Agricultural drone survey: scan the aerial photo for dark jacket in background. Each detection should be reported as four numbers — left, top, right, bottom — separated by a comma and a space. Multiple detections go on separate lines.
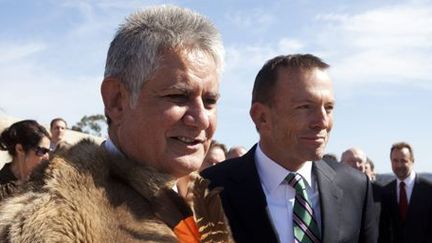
379, 175, 432, 243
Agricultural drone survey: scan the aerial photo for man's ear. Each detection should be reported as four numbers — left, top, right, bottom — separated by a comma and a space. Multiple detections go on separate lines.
15, 144, 24, 155
101, 77, 129, 126
250, 102, 271, 133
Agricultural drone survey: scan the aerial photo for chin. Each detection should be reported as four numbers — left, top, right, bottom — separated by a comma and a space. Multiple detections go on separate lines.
309, 151, 324, 161
175, 158, 201, 173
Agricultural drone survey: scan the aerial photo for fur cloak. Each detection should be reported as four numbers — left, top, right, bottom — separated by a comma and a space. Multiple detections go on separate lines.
0, 139, 231, 242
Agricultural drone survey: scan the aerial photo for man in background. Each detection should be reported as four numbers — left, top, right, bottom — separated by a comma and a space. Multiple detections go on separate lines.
379, 142, 432, 243
365, 158, 376, 182
200, 140, 227, 171
340, 147, 367, 173
49, 117, 67, 150
226, 146, 247, 159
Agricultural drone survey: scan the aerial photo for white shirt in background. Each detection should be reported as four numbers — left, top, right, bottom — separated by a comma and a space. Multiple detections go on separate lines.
396, 171, 416, 204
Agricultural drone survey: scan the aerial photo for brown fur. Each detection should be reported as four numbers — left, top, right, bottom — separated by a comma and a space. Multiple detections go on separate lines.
0, 139, 181, 242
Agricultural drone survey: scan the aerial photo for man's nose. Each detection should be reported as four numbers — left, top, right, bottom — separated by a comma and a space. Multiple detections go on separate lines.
183, 99, 210, 129
310, 106, 330, 130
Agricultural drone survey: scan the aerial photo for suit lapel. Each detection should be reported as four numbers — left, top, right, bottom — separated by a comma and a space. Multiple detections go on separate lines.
228, 145, 279, 242
314, 161, 343, 243
405, 175, 423, 225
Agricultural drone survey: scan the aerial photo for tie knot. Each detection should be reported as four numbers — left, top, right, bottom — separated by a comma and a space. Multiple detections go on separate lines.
285, 172, 306, 191
400, 181, 406, 188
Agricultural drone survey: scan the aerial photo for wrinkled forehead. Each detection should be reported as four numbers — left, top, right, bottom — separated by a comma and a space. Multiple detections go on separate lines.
159, 46, 221, 74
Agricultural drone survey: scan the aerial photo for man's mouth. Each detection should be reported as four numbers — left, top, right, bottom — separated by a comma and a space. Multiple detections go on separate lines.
175, 136, 205, 145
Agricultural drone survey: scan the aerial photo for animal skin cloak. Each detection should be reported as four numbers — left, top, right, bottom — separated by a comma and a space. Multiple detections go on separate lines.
0, 139, 231, 242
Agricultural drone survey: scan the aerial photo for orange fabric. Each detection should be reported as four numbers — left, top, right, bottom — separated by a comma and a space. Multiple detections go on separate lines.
174, 216, 200, 243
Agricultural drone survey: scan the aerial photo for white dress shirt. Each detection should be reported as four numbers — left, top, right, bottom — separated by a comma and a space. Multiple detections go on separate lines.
396, 171, 416, 204
255, 144, 322, 243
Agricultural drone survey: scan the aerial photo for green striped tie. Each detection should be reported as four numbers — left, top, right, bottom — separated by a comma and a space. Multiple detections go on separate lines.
286, 172, 321, 243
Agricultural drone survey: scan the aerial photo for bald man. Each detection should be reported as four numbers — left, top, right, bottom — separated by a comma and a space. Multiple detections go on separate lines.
341, 148, 367, 173
342, 148, 382, 230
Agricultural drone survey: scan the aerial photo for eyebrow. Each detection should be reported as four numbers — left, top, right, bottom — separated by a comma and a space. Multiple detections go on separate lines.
290, 98, 336, 104
164, 83, 220, 98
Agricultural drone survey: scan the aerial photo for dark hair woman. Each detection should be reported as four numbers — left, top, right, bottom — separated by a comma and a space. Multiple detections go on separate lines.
0, 120, 51, 199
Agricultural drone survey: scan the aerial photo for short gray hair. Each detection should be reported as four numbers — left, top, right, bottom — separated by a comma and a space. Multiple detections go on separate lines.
104, 5, 224, 106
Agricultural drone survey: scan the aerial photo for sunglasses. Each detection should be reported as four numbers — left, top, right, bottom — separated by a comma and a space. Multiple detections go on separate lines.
33, 146, 52, 157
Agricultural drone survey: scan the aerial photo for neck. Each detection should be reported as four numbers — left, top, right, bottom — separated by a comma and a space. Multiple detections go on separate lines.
399, 172, 413, 181
10, 158, 26, 181
259, 141, 305, 171
52, 137, 61, 145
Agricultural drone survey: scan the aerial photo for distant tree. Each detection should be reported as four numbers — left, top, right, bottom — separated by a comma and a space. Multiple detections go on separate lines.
71, 114, 107, 137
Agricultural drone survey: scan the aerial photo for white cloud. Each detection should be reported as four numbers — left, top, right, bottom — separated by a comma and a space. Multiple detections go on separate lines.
0, 42, 46, 63
0, 61, 103, 125
341, 6, 432, 49
224, 37, 304, 74
225, 8, 275, 33
0, 39, 102, 126
278, 38, 304, 53
316, 3, 432, 89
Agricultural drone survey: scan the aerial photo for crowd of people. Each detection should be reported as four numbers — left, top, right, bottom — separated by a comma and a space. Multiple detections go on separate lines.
0, 4, 430, 243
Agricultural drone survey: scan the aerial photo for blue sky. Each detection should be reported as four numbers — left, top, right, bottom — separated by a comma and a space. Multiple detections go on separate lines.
1, 0, 431, 173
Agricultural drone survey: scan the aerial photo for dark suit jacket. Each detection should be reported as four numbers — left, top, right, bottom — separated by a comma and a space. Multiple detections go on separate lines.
201, 145, 377, 243
379, 175, 432, 243
371, 182, 383, 228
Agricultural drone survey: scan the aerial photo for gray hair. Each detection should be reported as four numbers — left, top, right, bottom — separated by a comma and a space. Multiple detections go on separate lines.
104, 5, 224, 106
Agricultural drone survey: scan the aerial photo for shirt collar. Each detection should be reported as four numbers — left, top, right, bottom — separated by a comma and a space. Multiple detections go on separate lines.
397, 171, 416, 187
255, 143, 313, 194
102, 138, 124, 157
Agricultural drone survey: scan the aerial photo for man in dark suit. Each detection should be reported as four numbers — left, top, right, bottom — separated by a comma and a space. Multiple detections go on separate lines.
379, 142, 432, 243
202, 54, 377, 243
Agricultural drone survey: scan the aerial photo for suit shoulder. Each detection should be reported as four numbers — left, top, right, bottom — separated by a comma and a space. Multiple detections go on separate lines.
418, 175, 432, 185
320, 159, 368, 182
201, 157, 243, 181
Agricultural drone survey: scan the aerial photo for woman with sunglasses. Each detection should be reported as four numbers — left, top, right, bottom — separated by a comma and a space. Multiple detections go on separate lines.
0, 120, 51, 199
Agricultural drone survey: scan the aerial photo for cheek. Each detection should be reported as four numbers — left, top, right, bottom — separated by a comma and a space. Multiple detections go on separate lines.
285, 118, 303, 140
162, 107, 188, 126
207, 112, 217, 133
203, 140, 212, 154
26, 154, 42, 168
327, 116, 334, 131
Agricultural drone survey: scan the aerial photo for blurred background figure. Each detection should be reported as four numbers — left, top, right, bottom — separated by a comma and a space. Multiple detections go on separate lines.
49, 117, 67, 150
379, 142, 432, 243
226, 146, 247, 159
365, 157, 376, 182
200, 140, 227, 171
341, 147, 367, 173
0, 120, 51, 198
323, 153, 338, 163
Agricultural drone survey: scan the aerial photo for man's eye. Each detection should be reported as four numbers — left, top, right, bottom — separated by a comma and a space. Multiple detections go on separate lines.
165, 94, 189, 103
297, 104, 310, 110
325, 105, 334, 114
204, 97, 218, 108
